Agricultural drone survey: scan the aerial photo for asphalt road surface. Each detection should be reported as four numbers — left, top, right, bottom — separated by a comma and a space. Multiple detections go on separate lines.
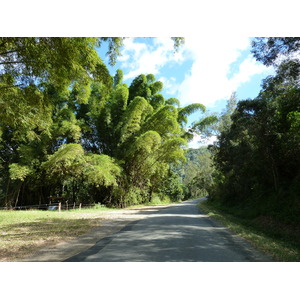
65, 198, 272, 262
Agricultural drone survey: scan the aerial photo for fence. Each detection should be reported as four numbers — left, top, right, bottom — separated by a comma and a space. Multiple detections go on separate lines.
0, 202, 97, 211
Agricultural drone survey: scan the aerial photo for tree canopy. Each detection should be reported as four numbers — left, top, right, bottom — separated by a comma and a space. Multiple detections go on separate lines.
208, 37, 300, 225
0, 37, 212, 208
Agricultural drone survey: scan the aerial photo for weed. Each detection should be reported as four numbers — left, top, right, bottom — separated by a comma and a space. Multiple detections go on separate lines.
199, 199, 300, 262
0, 206, 112, 261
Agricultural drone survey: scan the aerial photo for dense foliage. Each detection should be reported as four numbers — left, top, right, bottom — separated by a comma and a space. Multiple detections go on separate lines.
209, 37, 300, 225
173, 147, 214, 199
0, 37, 209, 208
3, 36, 297, 218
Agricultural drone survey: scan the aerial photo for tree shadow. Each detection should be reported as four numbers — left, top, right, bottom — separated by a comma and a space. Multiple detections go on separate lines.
66, 200, 272, 262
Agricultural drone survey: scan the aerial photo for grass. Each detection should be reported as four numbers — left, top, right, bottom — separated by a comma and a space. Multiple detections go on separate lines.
0, 199, 177, 262
126, 195, 181, 208
6, 197, 297, 262
141, 200, 177, 207
199, 199, 300, 262
0, 206, 115, 262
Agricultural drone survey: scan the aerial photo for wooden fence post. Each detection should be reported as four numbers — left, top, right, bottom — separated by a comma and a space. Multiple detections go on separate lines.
58, 202, 61, 212
79, 203, 82, 210
73, 202, 75, 210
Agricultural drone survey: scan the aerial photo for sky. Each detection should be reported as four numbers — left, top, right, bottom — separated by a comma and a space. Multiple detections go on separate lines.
98, 37, 275, 148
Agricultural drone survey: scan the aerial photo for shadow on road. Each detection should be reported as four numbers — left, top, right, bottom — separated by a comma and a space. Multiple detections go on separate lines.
65, 199, 272, 262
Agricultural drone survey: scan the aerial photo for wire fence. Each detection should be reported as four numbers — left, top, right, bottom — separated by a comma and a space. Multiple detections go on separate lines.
0, 202, 97, 211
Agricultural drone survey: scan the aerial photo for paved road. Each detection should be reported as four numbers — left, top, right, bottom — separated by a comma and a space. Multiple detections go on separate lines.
65, 198, 272, 262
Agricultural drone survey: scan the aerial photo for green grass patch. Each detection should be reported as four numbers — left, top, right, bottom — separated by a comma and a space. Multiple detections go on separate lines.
146, 195, 174, 206
126, 194, 181, 208
0, 206, 115, 262
199, 200, 300, 262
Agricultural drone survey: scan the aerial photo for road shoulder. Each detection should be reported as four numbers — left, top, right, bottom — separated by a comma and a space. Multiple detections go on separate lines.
19, 205, 171, 262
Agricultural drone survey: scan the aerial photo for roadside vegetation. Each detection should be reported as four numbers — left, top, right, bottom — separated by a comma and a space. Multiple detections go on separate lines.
0, 205, 115, 261
180, 38, 300, 261
199, 199, 300, 262
0, 37, 217, 210
0, 199, 180, 262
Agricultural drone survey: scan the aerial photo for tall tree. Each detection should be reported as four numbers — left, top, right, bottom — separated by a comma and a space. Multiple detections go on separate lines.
77, 71, 207, 206
251, 37, 300, 66
0, 37, 191, 208
209, 41, 300, 223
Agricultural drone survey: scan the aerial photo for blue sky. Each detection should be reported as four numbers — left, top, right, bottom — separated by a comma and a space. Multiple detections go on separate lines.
98, 37, 275, 148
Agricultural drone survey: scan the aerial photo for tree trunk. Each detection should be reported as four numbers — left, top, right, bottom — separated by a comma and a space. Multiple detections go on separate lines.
14, 182, 22, 208
5, 178, 11, 208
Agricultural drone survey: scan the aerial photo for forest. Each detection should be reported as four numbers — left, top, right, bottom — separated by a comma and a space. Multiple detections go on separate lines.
208, 38, 300, 227
0, 37, 211, 208
0, 37, 299, 226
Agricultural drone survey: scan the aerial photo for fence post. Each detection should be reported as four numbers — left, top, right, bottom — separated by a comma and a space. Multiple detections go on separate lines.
58, 202, 61, 212
79, 203, 82, 210
73, 202, 75, 210
66, 200, 68, 210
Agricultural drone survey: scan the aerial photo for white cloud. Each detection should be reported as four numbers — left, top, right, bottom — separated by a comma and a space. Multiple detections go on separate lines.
158, 76, 180, 96
230, 56, 268, 88
118, 37, 274, 108
120, 38, 185, 80
188, 133, 218, 149
177, 37, 273, 107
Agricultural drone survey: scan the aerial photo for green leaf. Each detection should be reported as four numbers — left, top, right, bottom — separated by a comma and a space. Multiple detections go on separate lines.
9, 163, 32, 181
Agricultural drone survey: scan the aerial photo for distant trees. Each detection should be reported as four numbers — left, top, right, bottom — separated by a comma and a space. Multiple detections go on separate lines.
177, 148, 214, 199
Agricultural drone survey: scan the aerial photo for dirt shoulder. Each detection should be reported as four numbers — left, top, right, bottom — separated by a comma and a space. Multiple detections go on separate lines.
19, 205, 170, 262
